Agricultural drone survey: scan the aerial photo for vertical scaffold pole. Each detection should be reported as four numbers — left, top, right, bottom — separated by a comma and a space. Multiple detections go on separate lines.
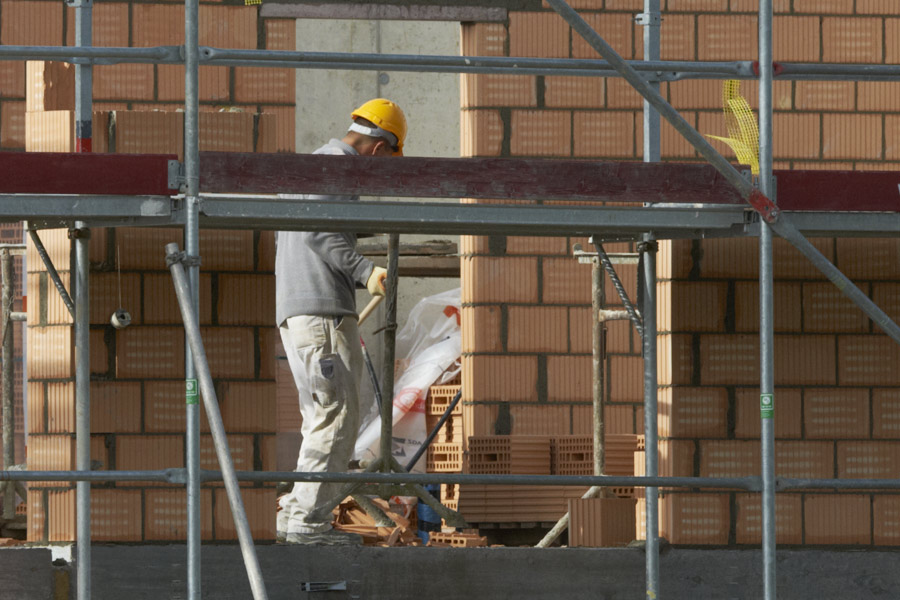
759, 1, 777, 598
640, 1, 661, 597
380, 234, 400, 473
591, 258, 605, 479
641, 240, 659, 600
74, 223, 90, 600
1, 248, 14, 520
184, 0, 202, 596
641, 0, 661, 164
73, 0, 92, 596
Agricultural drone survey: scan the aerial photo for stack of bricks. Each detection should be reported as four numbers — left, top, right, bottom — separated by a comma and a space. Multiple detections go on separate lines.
429, 428, 637, 526
425, 384, 464, 474
547, 433, 639, 478
14, 0, 297, 543
460, 4, 900, 547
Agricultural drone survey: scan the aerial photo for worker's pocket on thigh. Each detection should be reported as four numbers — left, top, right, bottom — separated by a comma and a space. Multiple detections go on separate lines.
310, 354, 349, 409
287, 316, 331, 354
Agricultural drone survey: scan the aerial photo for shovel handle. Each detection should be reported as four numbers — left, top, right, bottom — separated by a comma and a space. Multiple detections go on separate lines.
358, 294, 384, 326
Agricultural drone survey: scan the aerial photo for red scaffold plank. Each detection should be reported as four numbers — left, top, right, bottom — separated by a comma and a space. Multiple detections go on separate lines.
198, 152, 899, 212
199, 152, 746, 205
0, 152, 178, 196
775, 169, 900, 212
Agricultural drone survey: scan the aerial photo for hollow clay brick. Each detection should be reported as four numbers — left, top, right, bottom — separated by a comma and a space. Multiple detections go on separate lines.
574, 111, 635, 158
873, 389, 900, 439
217, 274, 275, 326
835, 239, 900, 280
822, 17, 882, 64
697, 15, 757, 61
838, 335, 900, 386
508, 12, 570, 59
735, 493, 802, 545
838, 441, 900, 479
658, 386, 728, 439
804, 388, 869, 439
572, 13, 634, 60
214, 488, 276, 541
547, 355, 592, 402
734, 281, 802, 333
461, 305, 503, 354
804, 494, 871, 545
146, 488, 214, 541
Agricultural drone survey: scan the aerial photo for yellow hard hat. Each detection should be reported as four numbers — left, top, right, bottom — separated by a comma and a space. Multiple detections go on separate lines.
350, 98, 407, 156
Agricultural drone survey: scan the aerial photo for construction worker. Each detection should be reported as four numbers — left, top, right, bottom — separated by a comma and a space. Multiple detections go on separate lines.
274, 98, 407, 545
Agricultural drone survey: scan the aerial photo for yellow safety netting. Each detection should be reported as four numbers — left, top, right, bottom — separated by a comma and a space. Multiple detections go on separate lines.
706, 80, 760, 175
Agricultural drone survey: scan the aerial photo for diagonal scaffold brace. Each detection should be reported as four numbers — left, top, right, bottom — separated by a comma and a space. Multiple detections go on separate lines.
166, 243, 269, 600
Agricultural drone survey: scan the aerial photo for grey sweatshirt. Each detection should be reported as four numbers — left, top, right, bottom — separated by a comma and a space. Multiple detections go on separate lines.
274, 139, 375, 325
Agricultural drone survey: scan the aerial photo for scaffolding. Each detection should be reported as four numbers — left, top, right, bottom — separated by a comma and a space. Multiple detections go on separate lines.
1, 0, 900, 599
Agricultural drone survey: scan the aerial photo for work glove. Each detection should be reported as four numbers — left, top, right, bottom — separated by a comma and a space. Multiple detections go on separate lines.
366, 266, 387, 296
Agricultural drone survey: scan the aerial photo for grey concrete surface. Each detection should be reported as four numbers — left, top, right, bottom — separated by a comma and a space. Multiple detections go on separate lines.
8, 544, 900, 599
0, 547, 54, 599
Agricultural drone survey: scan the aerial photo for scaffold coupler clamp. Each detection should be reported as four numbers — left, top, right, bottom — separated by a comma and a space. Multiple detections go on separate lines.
637, 240, 658, 254
743, 170, 780, 224
748, 189, 779, 224
165, 250, 202, 269
67, 227, 90, 240
168, 160, 186, 192
634, 12, 662, 26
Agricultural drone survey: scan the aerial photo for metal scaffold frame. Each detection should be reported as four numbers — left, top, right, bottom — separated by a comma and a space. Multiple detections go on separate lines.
1, 1, 899, 599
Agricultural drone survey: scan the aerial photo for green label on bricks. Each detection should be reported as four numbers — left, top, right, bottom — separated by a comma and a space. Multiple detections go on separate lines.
186, 379, 199, 405
760, 393, 774, 419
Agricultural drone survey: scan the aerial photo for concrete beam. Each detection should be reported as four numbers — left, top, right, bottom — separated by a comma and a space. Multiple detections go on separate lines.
261, 3, 508, 21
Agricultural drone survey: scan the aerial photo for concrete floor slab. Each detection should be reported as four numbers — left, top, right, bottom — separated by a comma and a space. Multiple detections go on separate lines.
5, 544, 900, 599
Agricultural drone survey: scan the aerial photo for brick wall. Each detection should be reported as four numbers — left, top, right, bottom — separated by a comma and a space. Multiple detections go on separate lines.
0, 0, 295, 152
461, 4, 900, 545
2, 0, 297, 542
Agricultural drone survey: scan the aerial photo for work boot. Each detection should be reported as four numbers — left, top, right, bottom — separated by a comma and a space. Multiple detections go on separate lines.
284, 529, 362, 546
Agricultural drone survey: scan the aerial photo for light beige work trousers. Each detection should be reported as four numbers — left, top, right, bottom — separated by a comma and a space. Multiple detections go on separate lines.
277, 314, 362, 534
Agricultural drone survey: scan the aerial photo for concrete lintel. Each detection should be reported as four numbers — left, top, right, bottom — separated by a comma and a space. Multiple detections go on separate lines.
260, 3, 507, 21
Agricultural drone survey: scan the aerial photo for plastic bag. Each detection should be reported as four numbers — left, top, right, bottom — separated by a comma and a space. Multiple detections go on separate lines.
354, 288, 461, 472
